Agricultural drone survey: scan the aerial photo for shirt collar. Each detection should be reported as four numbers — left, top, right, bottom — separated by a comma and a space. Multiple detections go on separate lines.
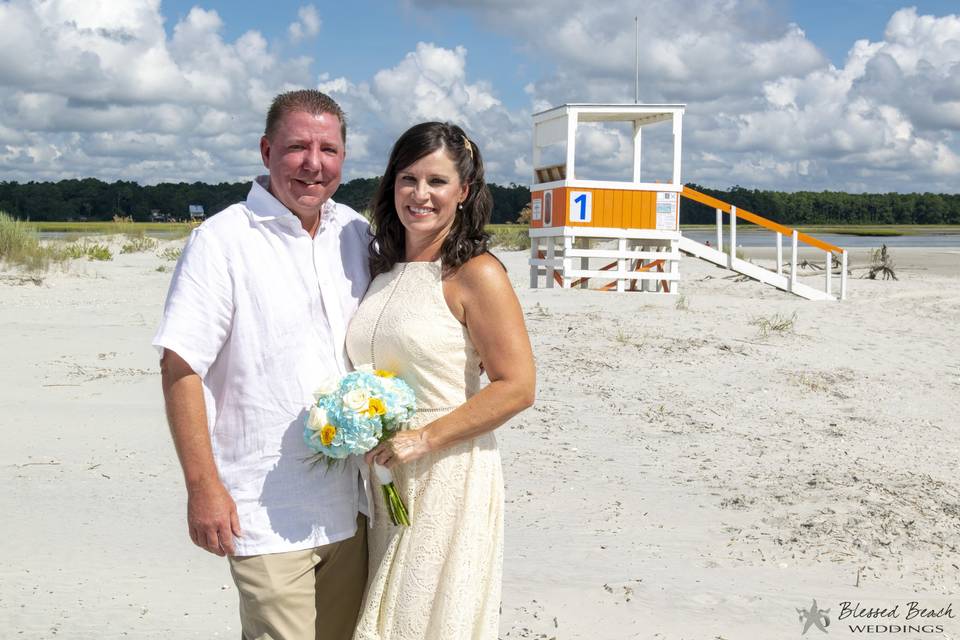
246, 175, 340, 232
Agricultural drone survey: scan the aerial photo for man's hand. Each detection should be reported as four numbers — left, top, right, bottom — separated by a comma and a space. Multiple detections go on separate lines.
161, 348, 242, 556
187, 480, 242, 556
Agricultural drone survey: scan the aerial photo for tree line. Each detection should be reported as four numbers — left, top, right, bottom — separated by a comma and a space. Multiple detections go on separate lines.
0, 177, 532, 225
1, 178, 958, 225
682, 184, 960, 225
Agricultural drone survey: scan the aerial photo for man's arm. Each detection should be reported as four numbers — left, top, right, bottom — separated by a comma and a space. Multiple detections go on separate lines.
160, 349, 241, 556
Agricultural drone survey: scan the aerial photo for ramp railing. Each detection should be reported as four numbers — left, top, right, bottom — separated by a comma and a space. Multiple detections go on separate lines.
680, 186, 848, 300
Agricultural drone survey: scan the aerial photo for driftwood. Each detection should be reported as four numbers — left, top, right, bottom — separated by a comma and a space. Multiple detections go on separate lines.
865, 244, 898, 281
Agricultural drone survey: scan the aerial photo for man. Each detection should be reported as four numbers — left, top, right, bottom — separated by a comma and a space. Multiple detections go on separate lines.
154, 90, 371, 640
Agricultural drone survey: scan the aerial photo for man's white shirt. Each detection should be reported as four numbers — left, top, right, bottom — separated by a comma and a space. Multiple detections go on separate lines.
153, 176, 371, 555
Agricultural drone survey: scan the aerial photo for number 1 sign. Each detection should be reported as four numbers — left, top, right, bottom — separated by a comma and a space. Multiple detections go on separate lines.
569, 191, 592, 223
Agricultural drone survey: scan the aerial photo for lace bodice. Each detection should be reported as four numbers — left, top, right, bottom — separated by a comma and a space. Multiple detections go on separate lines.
346, 260, 481, 410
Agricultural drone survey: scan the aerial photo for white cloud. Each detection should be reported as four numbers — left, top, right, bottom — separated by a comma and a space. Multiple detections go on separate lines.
0, 0, 313, 183
411, 0, 960, 192
319, 42, 527, 181
706, 7, 960, 190
0, 1, 528, 187
288, 4, 321, 43
1, 0, 958, 195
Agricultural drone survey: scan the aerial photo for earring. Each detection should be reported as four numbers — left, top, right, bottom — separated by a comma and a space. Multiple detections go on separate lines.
458, 202, 463, 210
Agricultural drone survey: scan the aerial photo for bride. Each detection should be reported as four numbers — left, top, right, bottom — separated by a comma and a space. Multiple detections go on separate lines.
346, 121, 535, 640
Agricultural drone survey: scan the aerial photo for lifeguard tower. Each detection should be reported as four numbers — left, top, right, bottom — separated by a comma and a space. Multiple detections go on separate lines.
528, 103, 848, 301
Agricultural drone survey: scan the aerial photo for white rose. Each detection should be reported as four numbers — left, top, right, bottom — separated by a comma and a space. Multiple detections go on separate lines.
307, 406, 329, 431
355, 363, 375, 374
342, 388, 370, 412
312, 377, 339, 401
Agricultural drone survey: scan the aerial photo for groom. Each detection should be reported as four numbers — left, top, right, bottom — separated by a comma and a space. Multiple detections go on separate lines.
154, 90, 371, 640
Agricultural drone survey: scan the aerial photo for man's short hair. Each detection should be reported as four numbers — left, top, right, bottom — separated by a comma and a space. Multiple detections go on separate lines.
264, 90, 347, 143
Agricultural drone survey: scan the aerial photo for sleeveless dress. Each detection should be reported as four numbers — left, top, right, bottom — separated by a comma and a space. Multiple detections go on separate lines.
346, 260, 504, 640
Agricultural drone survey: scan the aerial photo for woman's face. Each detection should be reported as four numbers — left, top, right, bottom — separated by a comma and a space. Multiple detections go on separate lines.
393, 147, 469, 246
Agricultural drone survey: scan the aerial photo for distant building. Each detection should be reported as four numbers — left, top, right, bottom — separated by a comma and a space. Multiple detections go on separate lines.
188, 204, 205, 220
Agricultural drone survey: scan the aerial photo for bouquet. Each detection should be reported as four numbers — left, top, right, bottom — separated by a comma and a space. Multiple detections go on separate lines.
303, 366, 415, 526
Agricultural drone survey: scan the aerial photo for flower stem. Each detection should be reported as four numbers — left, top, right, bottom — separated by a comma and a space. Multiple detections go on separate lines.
381, 483, 410, 526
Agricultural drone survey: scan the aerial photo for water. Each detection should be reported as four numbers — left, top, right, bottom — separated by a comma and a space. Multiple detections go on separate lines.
37, 229, 960, 248
682, 230, 960, 248
39, 230, 185, 241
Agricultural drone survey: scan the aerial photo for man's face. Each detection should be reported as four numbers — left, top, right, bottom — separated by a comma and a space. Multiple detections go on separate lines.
260, 110, 345, 220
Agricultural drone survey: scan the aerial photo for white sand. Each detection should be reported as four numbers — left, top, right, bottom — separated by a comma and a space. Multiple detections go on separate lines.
2, 239, 958, 638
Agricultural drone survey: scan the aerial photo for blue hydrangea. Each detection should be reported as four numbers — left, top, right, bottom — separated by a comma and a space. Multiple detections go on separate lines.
303, 370, 417, 460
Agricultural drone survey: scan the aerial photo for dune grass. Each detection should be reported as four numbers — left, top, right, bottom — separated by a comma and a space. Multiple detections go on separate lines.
0, 212, 53, 271
487, 225, 531, 250
1, 212, 121, 271
121, 235, 159, 254
158, 246, 182, 262
750, 311, 797, 338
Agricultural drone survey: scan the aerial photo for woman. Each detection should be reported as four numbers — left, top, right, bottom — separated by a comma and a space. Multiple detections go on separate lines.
346, 122, 535, 640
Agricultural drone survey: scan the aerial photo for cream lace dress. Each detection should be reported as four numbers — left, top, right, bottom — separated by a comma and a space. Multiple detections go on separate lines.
346, 260, 503, 640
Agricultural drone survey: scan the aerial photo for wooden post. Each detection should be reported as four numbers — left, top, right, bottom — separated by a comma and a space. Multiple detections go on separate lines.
790, 230, 799, 292
841, 250, 848, 300
825, 251, 832, 297
562, 236, 573, 289
546, 236, 555, 289
715, 208, 722, 251
672, 112, 683, 186
632, 123, 642, 183
729, 205, 737, 268
529, 234, 539, 288
670, 238, 680, 295
776, 233, 783, 276
580, 237, 590, 289
565, 110, 577, 181
617, 237, 627, 292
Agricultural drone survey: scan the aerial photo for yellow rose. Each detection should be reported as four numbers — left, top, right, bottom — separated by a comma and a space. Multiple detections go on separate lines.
363, 397, 387, 418
374, 369, 396, 378
320, 425, 337, 446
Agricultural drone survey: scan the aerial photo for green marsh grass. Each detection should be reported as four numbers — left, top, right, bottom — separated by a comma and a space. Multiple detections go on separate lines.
34, 220, 198, 238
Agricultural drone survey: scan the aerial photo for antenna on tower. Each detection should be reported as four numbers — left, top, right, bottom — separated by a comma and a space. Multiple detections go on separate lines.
634, 16, 639, 103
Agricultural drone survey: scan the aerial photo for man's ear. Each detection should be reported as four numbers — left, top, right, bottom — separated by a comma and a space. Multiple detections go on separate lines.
259, 135, 271, 169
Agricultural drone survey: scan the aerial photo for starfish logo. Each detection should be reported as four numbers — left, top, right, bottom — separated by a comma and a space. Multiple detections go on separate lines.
797, 599, 831, 634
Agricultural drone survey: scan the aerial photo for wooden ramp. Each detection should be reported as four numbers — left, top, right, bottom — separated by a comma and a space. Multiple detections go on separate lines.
678, 187, 848, 301
677, 235, 835, 300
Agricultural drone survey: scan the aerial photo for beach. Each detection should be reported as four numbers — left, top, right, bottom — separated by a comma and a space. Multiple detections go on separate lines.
2, 240, 958, 638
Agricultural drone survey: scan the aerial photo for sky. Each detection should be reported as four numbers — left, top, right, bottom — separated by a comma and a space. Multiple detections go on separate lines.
1, 0, 958, 193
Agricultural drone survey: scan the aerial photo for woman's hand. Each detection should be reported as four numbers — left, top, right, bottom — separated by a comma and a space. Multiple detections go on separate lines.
366, 428, 431, 469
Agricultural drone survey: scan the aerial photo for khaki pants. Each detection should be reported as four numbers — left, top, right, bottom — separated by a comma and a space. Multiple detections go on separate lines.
228, 515, 368, 640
